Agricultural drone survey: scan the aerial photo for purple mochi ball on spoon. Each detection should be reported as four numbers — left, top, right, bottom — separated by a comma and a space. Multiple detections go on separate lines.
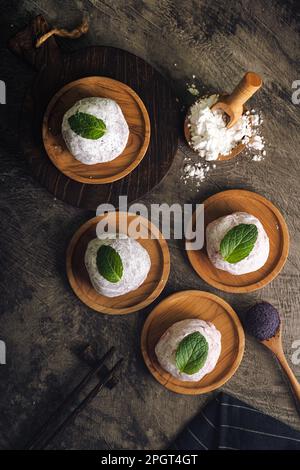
244, 301, 281, 341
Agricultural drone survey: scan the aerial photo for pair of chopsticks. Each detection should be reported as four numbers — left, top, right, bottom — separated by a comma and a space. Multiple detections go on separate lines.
26, 347, 122, 450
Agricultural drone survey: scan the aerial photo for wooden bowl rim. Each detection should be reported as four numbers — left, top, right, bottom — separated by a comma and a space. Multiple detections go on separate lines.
141, 289, 245, 395
66, 211, 170, 314
43, 76, 151, 184
186, 189, 290, 293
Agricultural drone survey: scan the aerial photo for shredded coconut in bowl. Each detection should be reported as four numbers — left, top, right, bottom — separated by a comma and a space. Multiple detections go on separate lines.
62, 97, 129, 165
187, 94, 265, 162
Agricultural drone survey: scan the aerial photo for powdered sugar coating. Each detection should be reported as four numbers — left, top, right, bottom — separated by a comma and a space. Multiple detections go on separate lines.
206, 212, 269, 275
155, 319, 221, 382
62, 97, 129, 164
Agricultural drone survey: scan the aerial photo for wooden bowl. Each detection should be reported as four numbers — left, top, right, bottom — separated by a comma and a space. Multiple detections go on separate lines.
66, 212, 170, 314
186, 190, 289, 293
43, 76, 151, 184
141, 290, 245, 395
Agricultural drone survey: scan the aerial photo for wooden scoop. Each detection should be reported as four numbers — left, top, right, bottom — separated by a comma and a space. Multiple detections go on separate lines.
262, 328, 300, 406
211, 72, 262, 128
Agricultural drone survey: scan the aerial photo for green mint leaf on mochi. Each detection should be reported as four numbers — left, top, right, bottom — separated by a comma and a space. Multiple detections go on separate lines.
175, 332, 209, 375
96, 245, 123, 283
68, 111, 106, 140
220, 223, 258, 264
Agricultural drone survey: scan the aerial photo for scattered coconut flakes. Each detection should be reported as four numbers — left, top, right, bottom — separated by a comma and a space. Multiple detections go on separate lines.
252, 154, 263, 162
181, 158, 211, 187
247, 109, 266, 161
186, 78, 200, 97
187, 86, 200, 96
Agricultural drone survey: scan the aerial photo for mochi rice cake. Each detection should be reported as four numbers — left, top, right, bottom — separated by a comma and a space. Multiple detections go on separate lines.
85, 234, 151, 297
155, 319, 221, 382
206, 211, 269, 275
62, 97, 129, 164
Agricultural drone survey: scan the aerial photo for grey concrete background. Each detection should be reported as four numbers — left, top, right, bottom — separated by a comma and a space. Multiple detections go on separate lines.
0, 0, 300, 450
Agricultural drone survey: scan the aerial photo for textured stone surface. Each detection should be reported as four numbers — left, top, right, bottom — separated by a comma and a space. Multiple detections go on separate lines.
0, 0, 300, 450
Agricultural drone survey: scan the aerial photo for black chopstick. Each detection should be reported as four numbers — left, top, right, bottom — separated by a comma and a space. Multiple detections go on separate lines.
26, 347, 116, 450
39, 358, 123, 450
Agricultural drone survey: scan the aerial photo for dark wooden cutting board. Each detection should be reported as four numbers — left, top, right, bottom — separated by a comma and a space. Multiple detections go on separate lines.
9, 16, 179, 210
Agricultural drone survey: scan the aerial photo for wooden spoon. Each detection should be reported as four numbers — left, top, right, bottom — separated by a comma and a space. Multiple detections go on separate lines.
262, 328, 300, 405
211, 72, 262, 128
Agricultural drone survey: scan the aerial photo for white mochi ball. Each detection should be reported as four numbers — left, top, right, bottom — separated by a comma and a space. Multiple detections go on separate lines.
85, 235, 151, 297
62, 97, 129, 164
155, 319, 221, 382
206, 212, 269, 275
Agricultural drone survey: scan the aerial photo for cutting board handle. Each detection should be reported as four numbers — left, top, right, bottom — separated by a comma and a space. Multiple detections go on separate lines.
8, 15, 62, 70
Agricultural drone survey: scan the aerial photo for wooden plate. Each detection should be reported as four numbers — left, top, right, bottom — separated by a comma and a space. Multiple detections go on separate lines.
141, 290, 245, 395
43, 76, 151, 184
186, 190, 289, 293
66, 212, 170, 314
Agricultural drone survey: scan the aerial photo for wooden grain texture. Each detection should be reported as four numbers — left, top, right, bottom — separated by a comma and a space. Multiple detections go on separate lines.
66, 212, 170, 314
141, 290, 245, 395
9, 15, 179, 210
43, 76, 151, 185
187, 190, 290, 292
1, 0, 300, 451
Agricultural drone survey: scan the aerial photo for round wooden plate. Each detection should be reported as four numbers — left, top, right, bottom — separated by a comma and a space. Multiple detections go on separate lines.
141, 290, 245, 395
66, 212, 170, 314
43, 76, 151, 184
186, 190, 289, 293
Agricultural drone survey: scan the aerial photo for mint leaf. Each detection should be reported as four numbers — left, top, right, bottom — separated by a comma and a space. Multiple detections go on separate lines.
68, 111, 106, 140
96, 245, 123, 283
220, 223, 258, 264
175, 332, 209, 375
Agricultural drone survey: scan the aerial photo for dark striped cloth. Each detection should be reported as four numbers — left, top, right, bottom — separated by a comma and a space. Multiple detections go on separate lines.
172, 392, 300, 450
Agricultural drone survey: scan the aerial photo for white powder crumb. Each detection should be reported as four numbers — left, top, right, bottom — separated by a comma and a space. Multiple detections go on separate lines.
186, 77, 200, 97
182, 158, 210, 186
187, 86, 200, 96
250, 135, 264, 151
249, 113, 260, 127
252, 154, 263, 162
